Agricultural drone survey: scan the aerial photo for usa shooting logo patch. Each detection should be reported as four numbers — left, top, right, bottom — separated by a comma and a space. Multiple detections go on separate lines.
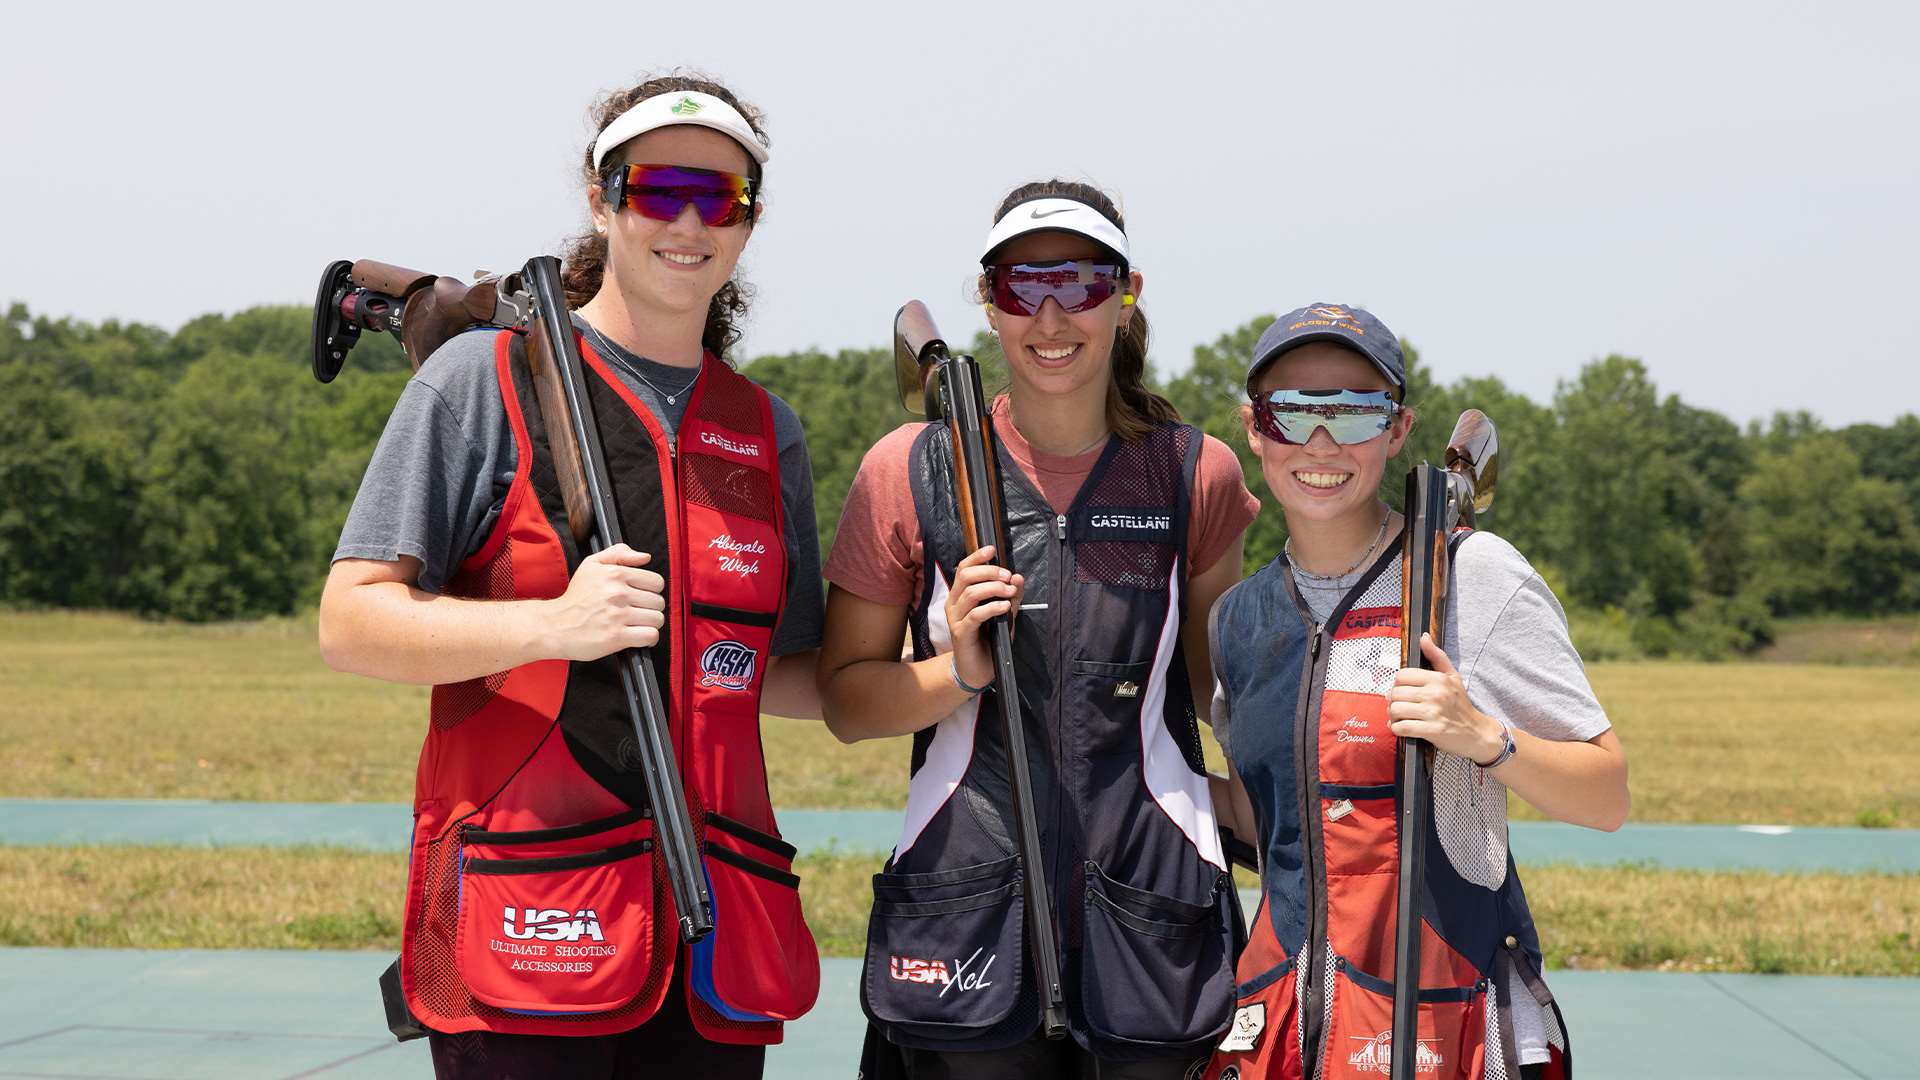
699, 640, 755, 691
501, 907, 604, 942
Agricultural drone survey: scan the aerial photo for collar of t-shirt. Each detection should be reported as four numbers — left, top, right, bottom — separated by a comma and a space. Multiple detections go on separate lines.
573, 315, 700, 441
988, 394, 1109, 514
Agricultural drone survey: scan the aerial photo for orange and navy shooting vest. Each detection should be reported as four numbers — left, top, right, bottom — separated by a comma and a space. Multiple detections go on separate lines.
1205, 543, 1571, 1079
396, 329, 819, 1042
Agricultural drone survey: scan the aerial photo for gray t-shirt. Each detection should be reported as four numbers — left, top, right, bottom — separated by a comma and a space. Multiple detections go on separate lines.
1209, 529, 1606, 1065
332, 320, 824, 656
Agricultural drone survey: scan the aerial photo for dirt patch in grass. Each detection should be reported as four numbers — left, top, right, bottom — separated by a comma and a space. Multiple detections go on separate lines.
1756, 615, 1920, 667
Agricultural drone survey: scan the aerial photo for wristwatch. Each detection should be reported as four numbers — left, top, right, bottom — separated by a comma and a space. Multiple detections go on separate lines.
1476, 722, 1517, 770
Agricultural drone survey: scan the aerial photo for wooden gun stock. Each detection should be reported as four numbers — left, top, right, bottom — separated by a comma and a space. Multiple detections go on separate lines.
349, 260, 438, 299
522, 315, 594, 544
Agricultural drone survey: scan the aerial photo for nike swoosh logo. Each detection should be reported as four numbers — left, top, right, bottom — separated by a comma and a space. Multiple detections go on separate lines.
1030, 207, 1074, 218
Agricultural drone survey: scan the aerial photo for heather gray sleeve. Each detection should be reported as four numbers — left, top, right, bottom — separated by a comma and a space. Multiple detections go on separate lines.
768, 392, 824, 656
1446, 532, 1611, 743
331, 330, 516, 594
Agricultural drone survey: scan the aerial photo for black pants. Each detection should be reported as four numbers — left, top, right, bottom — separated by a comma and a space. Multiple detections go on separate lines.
900, 1034, 1205, 1080
427, 981, 764, 1080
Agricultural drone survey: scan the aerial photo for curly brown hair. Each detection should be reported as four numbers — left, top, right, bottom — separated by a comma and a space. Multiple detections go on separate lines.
559, 71, 770, 359
980, 180, 1181, 440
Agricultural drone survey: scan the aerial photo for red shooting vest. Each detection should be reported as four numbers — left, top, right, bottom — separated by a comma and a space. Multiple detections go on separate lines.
396, 329, 819, 1042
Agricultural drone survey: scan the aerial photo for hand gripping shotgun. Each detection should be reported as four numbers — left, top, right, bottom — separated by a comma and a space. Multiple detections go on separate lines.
1392, 409, 1499, 1080
311, 257, 714, 945
892, 300, 1069, 1040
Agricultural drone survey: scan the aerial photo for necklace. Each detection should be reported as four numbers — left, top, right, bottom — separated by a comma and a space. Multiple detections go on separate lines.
1045, 430, 1110, 457
1287, 509, 1391, 581
582, 322, 700, 405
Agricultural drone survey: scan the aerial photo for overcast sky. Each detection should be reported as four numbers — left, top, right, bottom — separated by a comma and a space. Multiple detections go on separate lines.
5, 1, 1915, 427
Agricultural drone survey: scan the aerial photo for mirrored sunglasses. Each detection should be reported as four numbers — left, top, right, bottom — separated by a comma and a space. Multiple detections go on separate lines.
984, 259, 1127, 316
1249, 388, 1400, 445
610, 163, 757, 227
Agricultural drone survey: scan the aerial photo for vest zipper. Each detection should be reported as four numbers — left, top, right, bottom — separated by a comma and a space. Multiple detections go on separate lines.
1047, 511, 1070, 929
668, 432, 688, 766
1298, 620, 1329, 1072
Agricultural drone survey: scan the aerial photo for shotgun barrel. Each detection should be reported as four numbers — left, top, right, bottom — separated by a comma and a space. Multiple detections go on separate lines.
894, 301, 1069, 1039
1391, 409, 1499, 1080
523, 255, 714, 944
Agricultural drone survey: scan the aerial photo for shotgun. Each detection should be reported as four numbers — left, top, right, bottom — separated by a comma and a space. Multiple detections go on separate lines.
1391, 409, 1498, 1080
892, 300, 1069, 1040
310, 256, 713, 944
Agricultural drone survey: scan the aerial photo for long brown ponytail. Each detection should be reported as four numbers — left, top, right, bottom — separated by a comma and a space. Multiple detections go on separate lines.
559, 71, 769, 360
981, 179, 1181, 440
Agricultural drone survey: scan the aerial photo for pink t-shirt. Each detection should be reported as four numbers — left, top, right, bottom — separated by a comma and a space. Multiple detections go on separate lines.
825, 396, 1261, 606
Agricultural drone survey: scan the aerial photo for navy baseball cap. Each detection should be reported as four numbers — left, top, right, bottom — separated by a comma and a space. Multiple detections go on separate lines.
1246, 303, 1406, 398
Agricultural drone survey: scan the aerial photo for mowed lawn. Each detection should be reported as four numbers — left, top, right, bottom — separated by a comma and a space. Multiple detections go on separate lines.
0, 610, 903, 809
3, 611, 1913, 826
3, 610, 1918, 973
3, 846, 1914, 976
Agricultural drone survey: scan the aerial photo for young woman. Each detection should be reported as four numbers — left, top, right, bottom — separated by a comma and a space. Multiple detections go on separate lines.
319, 73, 822, 1079
1203, 304, 1630, 1080
819, 180, 1261, 1078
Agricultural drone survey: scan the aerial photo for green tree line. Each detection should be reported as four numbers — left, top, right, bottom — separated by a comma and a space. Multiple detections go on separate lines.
3, 302, 1916, 658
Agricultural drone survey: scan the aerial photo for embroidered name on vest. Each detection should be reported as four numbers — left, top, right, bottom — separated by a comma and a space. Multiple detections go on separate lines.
699, 430, 760, 458
708, 533, 765, 578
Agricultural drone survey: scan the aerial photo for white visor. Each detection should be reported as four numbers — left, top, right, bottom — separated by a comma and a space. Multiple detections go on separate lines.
591, 91, 769, 172
980, 197, 1130, 264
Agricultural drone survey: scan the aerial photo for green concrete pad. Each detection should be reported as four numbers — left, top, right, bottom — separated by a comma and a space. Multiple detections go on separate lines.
1510, 821, 1920, 874
2, 950, 1916, 1079
5, 799, 1920, 873
0, 800, 906, 858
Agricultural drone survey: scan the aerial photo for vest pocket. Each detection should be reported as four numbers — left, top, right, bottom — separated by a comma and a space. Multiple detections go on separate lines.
453, 814, 655, 1014
861, 855, 1025, 1036
692, 814, 820, 1022
1205, 966, 1302, 1080
1078, 860, 1235, 1049
1318, 955, 1488, 1080
1072, 659, 1154, 756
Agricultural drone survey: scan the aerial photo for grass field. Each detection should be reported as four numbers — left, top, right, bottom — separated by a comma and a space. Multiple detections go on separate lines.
5, 846, 1914, 975
4, 609, 1919, 974
0, 610, 904, 808
4, 611, 1913, 827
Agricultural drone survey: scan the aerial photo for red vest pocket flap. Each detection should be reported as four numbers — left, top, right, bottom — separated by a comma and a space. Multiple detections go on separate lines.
455, 830, 655, 1014
694, 836, 820, 1021
1320, 955, 1487, 1080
